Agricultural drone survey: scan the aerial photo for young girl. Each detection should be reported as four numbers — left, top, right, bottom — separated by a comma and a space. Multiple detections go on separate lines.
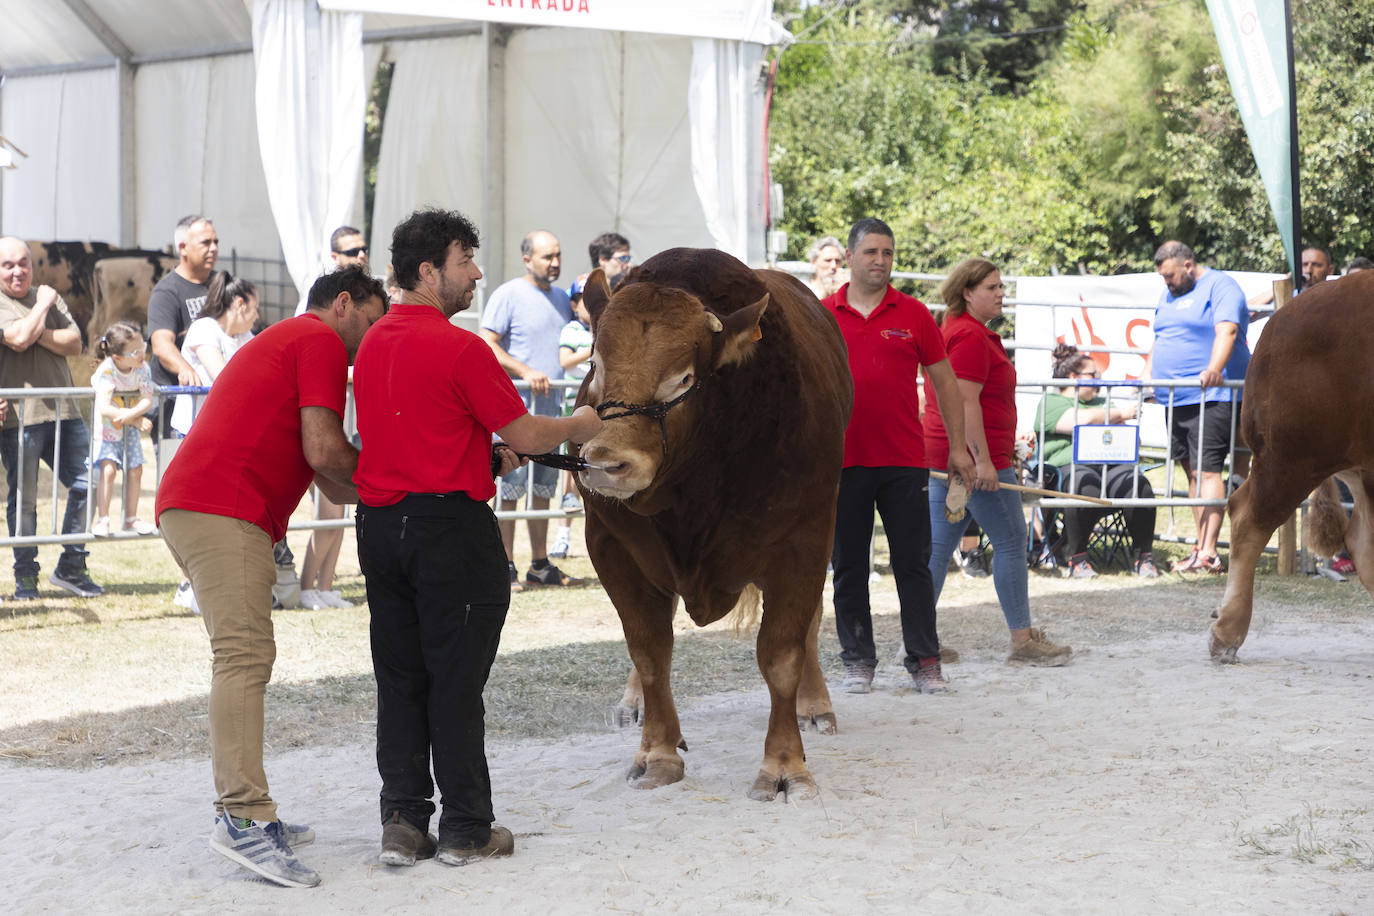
91, 321, 157, 536
170, 272, 258, 435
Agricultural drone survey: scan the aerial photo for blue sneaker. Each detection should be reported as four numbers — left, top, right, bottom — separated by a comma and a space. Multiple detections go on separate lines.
50, 569, 104, 598
14, 574, 39, 600
209, 814, 321, 888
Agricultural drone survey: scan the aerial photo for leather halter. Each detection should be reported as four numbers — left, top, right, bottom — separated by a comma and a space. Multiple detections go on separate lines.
595, 377, 705, 456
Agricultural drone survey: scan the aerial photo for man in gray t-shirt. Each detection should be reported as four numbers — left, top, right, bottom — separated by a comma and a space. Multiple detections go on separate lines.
480, 230, 578, 590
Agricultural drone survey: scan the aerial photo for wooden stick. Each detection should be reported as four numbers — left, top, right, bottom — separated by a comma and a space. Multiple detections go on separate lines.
929, 471, 1115, 507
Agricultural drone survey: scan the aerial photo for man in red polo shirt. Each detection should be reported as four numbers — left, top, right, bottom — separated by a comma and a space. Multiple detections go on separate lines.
352, 208, 600, 870
823, 217, 976, 696
156, 266, 387, 888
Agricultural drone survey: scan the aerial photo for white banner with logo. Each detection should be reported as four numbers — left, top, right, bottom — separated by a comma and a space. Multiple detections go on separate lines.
317, 0, 786, 44
1013, 271, 1281, 448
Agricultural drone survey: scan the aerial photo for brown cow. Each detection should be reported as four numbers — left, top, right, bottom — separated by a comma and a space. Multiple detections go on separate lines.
575, 248, 852, 802
89, 252, 178, 340
27, 240, 174, 346
1211, 272, 1374, 660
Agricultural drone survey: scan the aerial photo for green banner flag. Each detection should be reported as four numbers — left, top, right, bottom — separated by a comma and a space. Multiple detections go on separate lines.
1205, 0, 1301, 280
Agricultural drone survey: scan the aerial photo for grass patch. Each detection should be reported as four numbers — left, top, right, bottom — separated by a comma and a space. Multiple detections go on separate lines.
1238, 806, 1374, 871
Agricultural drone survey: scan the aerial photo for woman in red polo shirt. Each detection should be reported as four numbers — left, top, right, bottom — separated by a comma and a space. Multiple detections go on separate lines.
923, 258, 1071, 666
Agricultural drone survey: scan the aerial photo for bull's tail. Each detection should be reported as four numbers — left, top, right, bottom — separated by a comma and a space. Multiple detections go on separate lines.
726, 584, 763, 637
1308, 477, 1350, 557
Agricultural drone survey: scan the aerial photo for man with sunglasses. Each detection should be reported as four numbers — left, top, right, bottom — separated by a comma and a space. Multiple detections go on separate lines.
588, 231, 633, 290
329, 226, 369, 271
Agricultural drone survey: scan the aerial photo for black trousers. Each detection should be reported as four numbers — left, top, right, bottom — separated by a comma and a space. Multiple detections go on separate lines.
1059, 463, 1157, 557
831, 466, 938, 673
357, 493, 510, 845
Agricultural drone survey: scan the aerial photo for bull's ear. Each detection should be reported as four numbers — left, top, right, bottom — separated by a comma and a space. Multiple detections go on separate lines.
583, 269, 612, 331
712, 293, 769, 369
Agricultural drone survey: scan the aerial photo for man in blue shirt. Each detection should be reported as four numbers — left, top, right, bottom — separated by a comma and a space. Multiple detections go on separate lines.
480, 229, 579, 590
1145, 240, 1249, 574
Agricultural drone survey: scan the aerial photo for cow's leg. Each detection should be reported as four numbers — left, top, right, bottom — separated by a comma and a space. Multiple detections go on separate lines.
1211, 467, 1313, 661
601, 565, 684, 788
796, 598, 836, 735
750, 584, 824, 803
613, 594, 681, 727
1345, 472, 1374, 600
613, 664, 644, 728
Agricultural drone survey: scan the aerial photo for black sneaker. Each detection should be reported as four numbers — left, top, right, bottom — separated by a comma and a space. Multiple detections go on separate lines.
50, 569, 104, 598
14, 574, 39, 600
957, 548, 989, 579
525, 562, 581, 588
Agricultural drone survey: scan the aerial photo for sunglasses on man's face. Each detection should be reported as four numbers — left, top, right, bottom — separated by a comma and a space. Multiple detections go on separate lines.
336, 246, 367, 258
614, 254, 632, 264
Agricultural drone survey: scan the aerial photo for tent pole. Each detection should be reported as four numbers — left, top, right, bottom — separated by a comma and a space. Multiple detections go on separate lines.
1283, 0, 1302, 291
482, 22, 508, 302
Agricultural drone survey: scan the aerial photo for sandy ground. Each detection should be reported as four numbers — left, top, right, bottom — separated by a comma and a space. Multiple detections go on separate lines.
5, 607, 1374, 914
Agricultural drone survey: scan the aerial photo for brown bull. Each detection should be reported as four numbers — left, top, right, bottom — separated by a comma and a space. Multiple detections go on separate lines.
1211, 272, 1374, 660
576, 248, 852, 801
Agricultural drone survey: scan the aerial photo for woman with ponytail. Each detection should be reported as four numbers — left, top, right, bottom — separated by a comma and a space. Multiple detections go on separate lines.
169, 271, 258, 435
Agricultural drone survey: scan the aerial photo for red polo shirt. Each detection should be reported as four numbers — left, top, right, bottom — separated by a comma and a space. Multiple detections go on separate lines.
155, 313, 348, 541
923, 311, 1017, 470
352, 304, 528, 505
824, 283, 946, 468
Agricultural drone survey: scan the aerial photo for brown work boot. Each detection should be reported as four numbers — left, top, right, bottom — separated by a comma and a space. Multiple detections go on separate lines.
1007, 628, 1072, 666
379, 813, 438, 867
436, 825, 515, 867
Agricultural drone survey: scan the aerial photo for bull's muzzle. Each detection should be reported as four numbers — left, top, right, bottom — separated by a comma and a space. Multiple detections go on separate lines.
579, 441, 657, 499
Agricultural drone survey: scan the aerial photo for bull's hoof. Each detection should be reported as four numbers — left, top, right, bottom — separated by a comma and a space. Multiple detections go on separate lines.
611, 703, 642, 729
1208, 627, 1241, 664
626, 757, 684, 789
797, 712, 838, 735
747, 768, 819, 803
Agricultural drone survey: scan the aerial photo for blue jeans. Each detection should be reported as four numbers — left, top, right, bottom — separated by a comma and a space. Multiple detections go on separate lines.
0, 419, 92, 578
928, 468, 1030, 632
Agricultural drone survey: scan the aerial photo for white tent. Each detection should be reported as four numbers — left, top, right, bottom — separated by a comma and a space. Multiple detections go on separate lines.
0, 0, 779, 316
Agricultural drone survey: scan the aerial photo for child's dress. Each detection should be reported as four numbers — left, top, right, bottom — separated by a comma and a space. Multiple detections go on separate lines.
92, 357, 155, 470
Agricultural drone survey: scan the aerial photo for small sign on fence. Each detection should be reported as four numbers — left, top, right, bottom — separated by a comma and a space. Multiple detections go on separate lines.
1073, 424, 1140, 464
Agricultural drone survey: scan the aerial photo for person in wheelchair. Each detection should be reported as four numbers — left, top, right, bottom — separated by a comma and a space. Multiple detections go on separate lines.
1033, 343, 1159, 579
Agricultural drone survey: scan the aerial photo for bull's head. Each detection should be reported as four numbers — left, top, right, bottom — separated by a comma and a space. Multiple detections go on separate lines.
578, 268, 767, 502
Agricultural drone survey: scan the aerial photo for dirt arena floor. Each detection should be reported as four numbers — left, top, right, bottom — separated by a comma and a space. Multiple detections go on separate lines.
2, 536, 1373, 913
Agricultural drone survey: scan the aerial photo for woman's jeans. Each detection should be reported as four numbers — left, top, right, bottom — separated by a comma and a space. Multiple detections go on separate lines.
928, 468, 1031, 633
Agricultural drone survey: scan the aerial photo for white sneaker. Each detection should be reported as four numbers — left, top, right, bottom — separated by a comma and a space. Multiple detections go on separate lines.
91, 517, 111, 537
549, 531, 571, 559
173, 581, 201, 616
123, 517, 156, 535
209, 814, 320, 888
319, 589, 353, 609
299, 589, 326, 610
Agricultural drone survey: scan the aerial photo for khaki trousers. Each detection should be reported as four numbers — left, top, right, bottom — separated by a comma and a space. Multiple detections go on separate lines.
160, 508, 279, 821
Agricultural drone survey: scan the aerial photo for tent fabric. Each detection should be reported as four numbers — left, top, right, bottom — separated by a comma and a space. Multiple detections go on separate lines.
689, 38, 761, 262
132, 54, 281, 260
367, 35, 486, 282
499, 28, 715, 282
0, 69, 119, 241
0, 0, 250, 70
318, 0, 785, 46
252, 0, 367, 302
2, 2, 772, 306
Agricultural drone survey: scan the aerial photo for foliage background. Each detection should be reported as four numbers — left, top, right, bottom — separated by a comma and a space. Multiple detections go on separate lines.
769, 0, 1374, 277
